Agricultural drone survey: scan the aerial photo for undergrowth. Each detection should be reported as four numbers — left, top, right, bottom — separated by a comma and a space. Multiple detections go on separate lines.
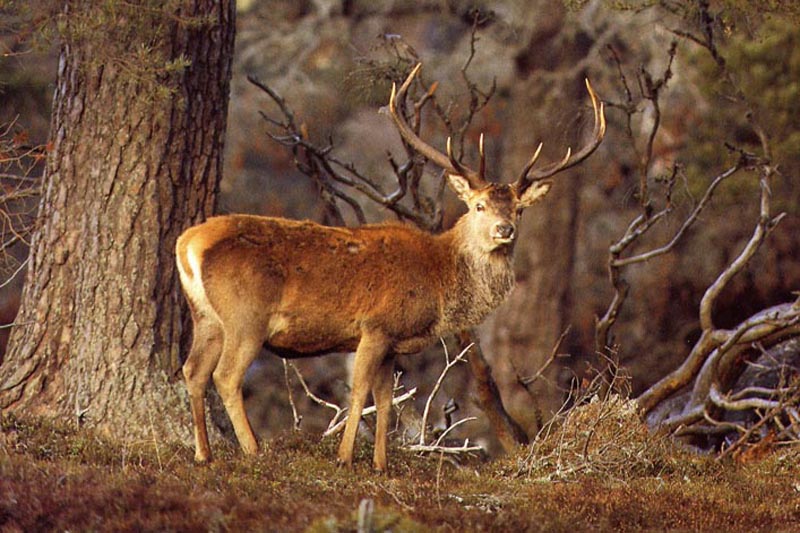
2, 408, 799, 532
519, 394, 678, 482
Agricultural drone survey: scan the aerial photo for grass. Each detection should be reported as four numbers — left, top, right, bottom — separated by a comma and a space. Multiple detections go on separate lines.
2, 409, 800, 532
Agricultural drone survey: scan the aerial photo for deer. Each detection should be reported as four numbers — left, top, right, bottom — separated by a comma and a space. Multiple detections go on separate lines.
176, 63, 605, 472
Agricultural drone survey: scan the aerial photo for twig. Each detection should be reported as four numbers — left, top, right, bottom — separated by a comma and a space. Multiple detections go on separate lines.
521, 326, 570, 388
612, 163, 742, 267
432, 416, 477, 447
405, 439, 483, 455
287, 361, 348, 432
419, 340, 471, 445
717, 397, 794, 461
0, 257, 27, 290
282, 360, 302, 430
323, 388, 417, 437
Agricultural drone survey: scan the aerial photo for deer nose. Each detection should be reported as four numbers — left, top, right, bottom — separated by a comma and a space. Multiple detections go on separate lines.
494, 222, 515, 241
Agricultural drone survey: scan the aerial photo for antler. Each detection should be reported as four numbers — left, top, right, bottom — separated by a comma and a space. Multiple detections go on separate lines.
389, 63, 487, 189
514, 79, 606, 193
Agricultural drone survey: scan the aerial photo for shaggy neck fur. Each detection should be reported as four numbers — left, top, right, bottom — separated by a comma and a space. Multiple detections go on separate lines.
437, 217, 516, 333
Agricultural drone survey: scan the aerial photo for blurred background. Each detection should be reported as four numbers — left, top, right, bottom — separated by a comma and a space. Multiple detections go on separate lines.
2, 0, 798, 454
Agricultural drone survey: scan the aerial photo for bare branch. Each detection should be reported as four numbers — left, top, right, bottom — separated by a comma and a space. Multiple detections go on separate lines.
282, 360, 302, 430
518, 326, 571, 388
286, 361, 348, 433
418, 340, 471, 446
717, 387, 800, 461
708, 384, 781, 412
323, 387, 418, 438
699, 168, 780, 331
613, 163, 742, 267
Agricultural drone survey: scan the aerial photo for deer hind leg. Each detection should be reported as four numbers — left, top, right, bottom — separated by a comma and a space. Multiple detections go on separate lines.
337, 331, 390, 467
371, 354, 396, 472
212, 330, 263, 456
182, 314, 224, 463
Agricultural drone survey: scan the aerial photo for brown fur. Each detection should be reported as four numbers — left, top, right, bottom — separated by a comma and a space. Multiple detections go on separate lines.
176, 63, 606, 471
176, 176, 552, 471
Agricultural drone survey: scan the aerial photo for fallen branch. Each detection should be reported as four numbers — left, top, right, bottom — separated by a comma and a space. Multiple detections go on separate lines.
322, 387, 417, 438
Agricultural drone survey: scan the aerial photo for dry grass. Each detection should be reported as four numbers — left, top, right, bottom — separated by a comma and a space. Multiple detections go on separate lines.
519, 394, 675, 482
2, 409, 800, 532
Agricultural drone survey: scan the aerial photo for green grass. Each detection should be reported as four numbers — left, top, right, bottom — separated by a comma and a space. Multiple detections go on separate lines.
2, 413, 799, 532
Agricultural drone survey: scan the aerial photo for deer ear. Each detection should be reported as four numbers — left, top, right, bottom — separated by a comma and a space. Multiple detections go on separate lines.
518, 180, 552, 208
519, 180, 553, 209
447, 174, 473, 202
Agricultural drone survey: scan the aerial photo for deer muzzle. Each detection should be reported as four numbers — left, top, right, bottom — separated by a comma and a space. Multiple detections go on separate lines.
492, 222, 516, 243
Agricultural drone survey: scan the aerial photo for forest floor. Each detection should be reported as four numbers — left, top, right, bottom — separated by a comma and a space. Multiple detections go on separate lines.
2, 400, 800, 532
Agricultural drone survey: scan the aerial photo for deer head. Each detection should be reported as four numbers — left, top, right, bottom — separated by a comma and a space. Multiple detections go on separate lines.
389, 63, 606, 254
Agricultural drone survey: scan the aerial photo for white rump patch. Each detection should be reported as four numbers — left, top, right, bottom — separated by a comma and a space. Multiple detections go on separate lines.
178, 241, 221, 324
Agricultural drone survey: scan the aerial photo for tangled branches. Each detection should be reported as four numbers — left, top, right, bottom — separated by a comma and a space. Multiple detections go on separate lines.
596, 2, 800, 457
520, 364, 671, 481
0, 119, 43, 279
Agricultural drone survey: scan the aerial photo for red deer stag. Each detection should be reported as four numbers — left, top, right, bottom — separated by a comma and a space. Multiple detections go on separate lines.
176, 64, 605, 471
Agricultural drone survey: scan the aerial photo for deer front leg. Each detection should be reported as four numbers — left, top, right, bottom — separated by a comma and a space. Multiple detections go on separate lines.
371, 354, 396, 472
337, 331, 390, 467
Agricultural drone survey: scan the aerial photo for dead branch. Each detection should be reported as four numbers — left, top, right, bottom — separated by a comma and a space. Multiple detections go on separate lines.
282, 360, 302, 430
284, 359, 418, 438
708, 384, 781, 412
323, 387, 418, 438
285, 361, 349, 432
717, 385, 800, 461
286, 342, 483, 458
518, 325, 571, 389
612, 161, 742, 268
404, 437, 482, 455
599, 5, 799, 456
0, 119, 43, 278
595, 44, 679, 355
365, 340, 483, 458
418, 340, 471, 446
637, 164, 790, 416
515, 326, 573, 428
688, 304, 800, 408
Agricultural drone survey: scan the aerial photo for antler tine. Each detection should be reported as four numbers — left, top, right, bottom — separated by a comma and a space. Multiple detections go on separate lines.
515, 142, 543, 185
515, 78, 606, 192
478, 133, 486, 181
446, 137, 470, 177
388, 63, 486, 188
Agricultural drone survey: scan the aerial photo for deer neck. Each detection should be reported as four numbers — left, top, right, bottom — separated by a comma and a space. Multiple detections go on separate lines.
437, 218, 516, 332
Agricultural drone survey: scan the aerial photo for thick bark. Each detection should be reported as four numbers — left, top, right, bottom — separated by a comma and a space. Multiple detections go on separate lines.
0, 1, 235, 443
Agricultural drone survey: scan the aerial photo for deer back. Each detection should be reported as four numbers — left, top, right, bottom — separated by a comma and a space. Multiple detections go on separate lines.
177, 214, 464, 356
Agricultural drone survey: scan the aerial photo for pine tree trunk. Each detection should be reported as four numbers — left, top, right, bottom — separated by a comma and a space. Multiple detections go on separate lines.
0, 1, 235, 443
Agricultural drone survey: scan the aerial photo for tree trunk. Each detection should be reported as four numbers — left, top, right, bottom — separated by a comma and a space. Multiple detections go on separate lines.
487, 3, 592, 432
490, 142, 579, 432
0, 1, 235, 443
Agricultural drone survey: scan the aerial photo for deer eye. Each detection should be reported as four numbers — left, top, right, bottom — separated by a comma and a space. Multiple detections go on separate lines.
475, 203, 485, 212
